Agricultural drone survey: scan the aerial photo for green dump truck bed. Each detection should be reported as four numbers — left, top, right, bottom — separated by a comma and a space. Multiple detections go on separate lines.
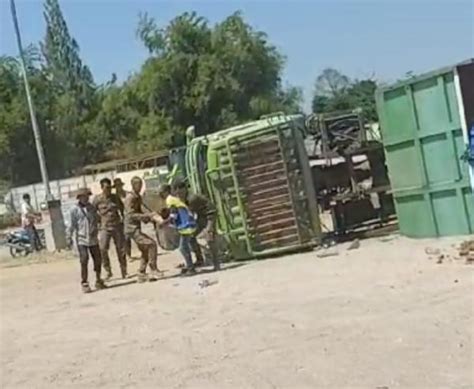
187, 114, 321, 259
376, 59, 474, 237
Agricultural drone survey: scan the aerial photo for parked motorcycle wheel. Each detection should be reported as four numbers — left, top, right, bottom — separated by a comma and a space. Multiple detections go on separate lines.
9, 246, 28, 258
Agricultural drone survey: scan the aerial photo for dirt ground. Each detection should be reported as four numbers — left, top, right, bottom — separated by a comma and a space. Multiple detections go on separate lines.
0, 234, 473, 389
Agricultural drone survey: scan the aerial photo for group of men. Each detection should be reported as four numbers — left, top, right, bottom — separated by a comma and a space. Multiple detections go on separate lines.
66, 176, 219, 293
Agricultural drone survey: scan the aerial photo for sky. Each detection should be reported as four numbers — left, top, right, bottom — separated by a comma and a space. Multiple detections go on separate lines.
0, 0, 473, 111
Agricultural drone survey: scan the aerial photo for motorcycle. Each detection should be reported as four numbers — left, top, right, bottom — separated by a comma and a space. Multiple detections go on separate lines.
6, 229, 33, 258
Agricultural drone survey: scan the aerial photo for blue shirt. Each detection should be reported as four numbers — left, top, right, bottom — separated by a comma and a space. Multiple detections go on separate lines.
166, 195, 196, 235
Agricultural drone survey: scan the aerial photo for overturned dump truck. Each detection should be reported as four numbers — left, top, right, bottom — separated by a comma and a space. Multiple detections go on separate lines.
305, 110, 395, 235
185, 114, 321, 260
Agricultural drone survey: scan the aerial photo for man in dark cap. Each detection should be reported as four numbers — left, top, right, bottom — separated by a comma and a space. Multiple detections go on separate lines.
93, 177, 127, 280
124, 176, 161, 282
67, 188, 106, 293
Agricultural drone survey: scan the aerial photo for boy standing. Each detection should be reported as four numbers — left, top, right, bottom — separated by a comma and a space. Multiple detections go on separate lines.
67, 188, 107, 293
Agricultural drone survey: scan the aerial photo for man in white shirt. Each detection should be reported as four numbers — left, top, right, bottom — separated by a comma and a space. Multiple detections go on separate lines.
20, 193, 42, 251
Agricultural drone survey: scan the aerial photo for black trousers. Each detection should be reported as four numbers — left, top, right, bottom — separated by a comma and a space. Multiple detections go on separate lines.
25, 224, 42, 251
125, 236, 132, 257
78, 245, 102, 285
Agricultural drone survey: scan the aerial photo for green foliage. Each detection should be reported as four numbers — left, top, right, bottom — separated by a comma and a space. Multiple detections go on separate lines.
41, 0, 94, 99
0, 6, 301, 188
312, 68, 378, 121
134, 11, 301, 136
0, 54, 45, 184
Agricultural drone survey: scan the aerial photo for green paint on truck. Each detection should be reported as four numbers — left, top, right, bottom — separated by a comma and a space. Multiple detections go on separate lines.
186, 114, 321, 259
376, 59, 474, 237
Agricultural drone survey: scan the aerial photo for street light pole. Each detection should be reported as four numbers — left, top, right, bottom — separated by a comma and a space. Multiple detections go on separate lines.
10, 0, 52, 200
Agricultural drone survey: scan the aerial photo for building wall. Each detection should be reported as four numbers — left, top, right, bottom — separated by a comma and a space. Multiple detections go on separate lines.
4, 166, 166, 223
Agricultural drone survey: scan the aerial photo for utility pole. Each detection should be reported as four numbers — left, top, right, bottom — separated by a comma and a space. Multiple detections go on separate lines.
10, 0, 52, 200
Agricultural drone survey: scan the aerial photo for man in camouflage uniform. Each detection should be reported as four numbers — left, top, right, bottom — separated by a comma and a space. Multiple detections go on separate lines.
188, 193, 221, 271
124, 176, 160, 282
93, 177, 127, 279
113, 178, 132, 260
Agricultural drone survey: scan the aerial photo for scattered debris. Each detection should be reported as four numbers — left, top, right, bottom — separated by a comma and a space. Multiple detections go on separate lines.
458, 239, 474, 256
425, 243, 473, 264
199, 279, 219, 288
457, 239, 474, 264
425, 247, 440, 256
317, 250, 339, 258
347, 239, 360, 251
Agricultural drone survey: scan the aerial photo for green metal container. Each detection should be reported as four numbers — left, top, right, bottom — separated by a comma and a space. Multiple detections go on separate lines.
376, 60, 474, 237
186, 114, 321, 259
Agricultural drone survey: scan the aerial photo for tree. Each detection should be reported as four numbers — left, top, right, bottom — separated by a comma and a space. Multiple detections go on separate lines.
347, 79, 378, 122
135, 11, 301, 141
312, 68, 352, 113
312, 68, 378, 121
41, 0, 94, 101
0, 8, 301, 187
314, 68, 350, 98
41, 0, 100, 174
0, 53, 58, 184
